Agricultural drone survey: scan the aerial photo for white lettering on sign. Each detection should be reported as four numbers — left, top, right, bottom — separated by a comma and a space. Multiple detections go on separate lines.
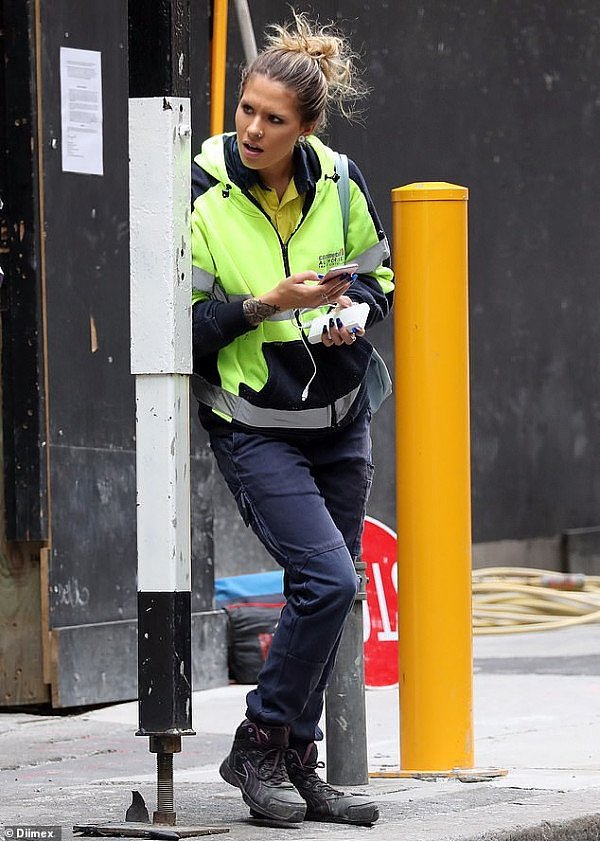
363, 559, 398, 643
363, 599, 371, 643
373, 560, 398, 641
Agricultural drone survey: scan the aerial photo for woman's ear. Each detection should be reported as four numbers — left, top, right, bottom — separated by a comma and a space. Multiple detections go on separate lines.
301, 121, 318, 138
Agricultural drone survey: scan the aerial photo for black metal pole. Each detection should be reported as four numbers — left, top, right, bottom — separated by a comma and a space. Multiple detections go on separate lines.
128, 0, 190, 98
74, 3, 228, 835
129, 0, 192, 827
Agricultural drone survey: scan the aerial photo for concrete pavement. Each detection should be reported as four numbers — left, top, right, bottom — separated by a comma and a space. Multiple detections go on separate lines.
1, 625, 599, 840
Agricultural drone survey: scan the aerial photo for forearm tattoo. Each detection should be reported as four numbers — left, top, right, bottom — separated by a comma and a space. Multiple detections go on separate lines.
242, 297, 281, 327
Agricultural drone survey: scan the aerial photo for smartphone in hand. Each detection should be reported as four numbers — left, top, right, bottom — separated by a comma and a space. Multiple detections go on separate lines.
318, 263, 359, 284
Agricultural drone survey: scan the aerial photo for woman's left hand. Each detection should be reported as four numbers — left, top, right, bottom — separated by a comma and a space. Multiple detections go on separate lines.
320, 296, 366, 347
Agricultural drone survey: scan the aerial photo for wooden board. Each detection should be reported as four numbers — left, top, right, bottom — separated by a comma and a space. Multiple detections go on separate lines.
0, 540, 49, 705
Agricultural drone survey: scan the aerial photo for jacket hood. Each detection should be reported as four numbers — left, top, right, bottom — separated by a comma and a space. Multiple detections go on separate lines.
194, 132, 337, 195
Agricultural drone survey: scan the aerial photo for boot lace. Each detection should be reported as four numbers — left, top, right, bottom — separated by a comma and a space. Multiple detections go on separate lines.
250, 747, 290, 784
287, 751, 343, 796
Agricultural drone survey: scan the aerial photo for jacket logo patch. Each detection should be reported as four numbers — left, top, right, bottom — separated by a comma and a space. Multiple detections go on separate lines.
318, 248, 345, 271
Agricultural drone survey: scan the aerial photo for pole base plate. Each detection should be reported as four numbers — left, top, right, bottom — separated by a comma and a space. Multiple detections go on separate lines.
73, 823, 229, 839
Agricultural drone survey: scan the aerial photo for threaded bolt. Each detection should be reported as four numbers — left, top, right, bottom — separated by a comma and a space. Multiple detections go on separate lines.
153, 751, 175, 825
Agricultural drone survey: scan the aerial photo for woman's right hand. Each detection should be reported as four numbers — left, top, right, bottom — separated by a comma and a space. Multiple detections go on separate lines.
260, 271, 352, 312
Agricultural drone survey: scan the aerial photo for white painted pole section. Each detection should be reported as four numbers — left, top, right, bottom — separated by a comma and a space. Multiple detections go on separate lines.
130, 98, 192, 376
129, 97, 192, 593
135, 374, 191, 592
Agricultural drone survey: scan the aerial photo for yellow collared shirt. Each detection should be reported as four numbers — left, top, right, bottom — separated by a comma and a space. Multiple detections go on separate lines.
250, 178, 304, 244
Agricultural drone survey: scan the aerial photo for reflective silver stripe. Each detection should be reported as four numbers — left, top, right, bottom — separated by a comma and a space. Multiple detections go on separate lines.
192, 265, 215, 292
335, 386, 362, 424
353, 238, 390, 274
192, 376, 362, 429
192, 266, 229, 303
194, 283, 293, 321
268, 309, 295, 322
212, 284, 229, 303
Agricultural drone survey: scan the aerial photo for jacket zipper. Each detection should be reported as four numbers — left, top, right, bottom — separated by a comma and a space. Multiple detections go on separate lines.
241, 188, 337, 427
281, 242, 290, 275
240, 187, 309, 276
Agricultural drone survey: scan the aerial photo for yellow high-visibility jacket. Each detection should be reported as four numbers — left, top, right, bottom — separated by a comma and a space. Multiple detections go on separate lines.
191, 132, 394, 432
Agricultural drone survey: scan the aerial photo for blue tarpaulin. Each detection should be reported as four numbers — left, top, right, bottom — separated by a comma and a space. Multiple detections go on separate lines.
214, 570, 284, 607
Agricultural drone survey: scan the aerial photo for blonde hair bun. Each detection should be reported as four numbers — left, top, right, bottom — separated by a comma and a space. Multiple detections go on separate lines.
266, 12, 349, 86
242, 10, 366, 127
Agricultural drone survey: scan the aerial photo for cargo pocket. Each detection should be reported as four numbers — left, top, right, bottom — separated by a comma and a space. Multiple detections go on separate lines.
236, 486, 286, 565
233, 486, 252, 527
349, 460, 375, 559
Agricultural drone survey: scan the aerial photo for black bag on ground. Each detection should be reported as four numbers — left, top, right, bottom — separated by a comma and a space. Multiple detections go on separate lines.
225, 602, 283, 684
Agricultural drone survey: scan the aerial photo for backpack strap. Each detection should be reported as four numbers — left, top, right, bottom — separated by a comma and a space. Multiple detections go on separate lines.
333, 150, 393, 413
333, 151, 350, 244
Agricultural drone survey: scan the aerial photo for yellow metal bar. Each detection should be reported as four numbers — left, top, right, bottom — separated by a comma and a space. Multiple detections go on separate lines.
210, 0, 229, 136
392, 181, 473, 771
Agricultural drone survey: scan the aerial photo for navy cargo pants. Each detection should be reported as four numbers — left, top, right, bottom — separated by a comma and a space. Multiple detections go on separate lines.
209, 405, 373, 743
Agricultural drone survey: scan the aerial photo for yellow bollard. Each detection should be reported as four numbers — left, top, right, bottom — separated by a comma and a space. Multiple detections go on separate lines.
210, 0, 229, 136
392, 182, 473, 772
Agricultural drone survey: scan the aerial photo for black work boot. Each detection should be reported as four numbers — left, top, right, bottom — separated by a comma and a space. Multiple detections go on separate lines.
219, 719, 306, 823
285, 742, 379, 825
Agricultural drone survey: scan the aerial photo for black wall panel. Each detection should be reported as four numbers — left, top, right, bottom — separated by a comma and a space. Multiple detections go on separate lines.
39, 1, 131, 451
32, 0, 218, 702
37, 1, 134, 640
1, 0, 47, 541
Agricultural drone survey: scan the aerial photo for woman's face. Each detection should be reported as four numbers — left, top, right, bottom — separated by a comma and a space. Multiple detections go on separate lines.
235, 73, 314, 178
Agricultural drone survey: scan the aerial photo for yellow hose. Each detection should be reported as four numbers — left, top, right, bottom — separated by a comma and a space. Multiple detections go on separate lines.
472, 567, 600, 634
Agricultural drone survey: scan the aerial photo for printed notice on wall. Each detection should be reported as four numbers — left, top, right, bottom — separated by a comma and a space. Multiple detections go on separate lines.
60, 47, 103, 175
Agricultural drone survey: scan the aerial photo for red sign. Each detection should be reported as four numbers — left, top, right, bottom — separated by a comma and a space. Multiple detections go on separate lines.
361, 516, 398, 688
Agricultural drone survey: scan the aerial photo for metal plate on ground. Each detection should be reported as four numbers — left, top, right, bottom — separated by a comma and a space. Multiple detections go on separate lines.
73, 824, 229, 839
